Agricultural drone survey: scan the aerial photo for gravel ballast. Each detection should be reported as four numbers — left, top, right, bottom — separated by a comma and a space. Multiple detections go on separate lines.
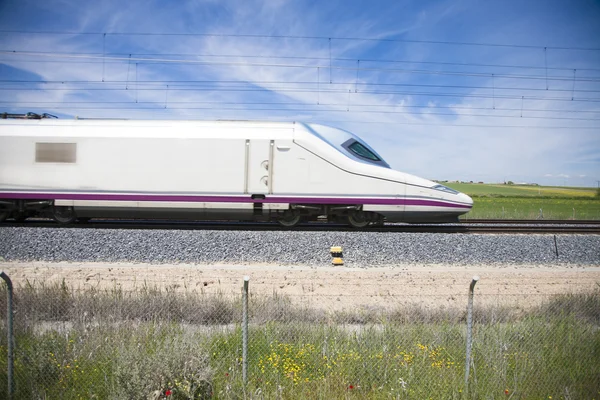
1, 227, 599, 266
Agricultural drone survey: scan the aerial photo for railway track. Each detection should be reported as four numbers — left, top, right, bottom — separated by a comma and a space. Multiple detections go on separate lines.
460, 219, 599, 225
2, 219, 600, 234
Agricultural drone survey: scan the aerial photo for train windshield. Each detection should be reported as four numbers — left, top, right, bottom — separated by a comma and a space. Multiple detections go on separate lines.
347, 141, 381, 162
341, 139, 390, 168
304, 123, 391, 168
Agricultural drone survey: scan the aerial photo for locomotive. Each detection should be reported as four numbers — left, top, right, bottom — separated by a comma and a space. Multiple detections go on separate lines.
0, 113, 472, 227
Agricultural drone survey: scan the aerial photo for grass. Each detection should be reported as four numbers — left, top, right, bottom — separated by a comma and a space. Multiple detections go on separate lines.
444, 182, 598, 198
0, 282, 599, 399
463, 197, 600, 220
441, 182, 600, 220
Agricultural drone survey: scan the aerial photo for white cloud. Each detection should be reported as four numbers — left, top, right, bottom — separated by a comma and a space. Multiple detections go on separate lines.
0, 0, 598, 186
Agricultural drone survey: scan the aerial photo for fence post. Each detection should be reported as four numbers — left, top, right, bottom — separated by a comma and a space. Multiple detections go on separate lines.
242, 276, 249, 388
0, 271, 14, 400
465, 275, 479, 392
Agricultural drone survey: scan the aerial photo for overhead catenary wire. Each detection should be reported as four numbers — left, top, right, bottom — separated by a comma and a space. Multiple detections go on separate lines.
3, 85, 599, 104
3, 104, 599, 122
1, 31, 598, 129
2, 51, 600, 83
4, 48, 600, 73
1, 109, 593, 129
2, 79, 600, 95
3, 100, 597, 114
1, 29, 599, 51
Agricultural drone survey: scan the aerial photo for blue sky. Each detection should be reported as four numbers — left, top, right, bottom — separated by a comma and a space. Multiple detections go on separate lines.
0, 0, 599, 187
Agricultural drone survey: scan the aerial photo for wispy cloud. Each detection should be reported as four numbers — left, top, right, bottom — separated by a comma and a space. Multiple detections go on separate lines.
0, 0, 598, 186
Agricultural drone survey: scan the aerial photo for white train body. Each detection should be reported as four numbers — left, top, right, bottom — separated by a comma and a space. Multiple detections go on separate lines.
0, 118, 472, 226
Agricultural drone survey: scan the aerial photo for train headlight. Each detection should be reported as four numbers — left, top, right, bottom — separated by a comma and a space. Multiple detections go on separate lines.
432, 184, 460, 195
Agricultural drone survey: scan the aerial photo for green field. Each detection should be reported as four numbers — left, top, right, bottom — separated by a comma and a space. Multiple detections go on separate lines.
442, 182, 600, 220
444, 182, 598, 198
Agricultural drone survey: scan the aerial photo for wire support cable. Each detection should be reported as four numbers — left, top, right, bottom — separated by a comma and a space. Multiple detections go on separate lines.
2, 51, 600, 83
1, 30, 600, 51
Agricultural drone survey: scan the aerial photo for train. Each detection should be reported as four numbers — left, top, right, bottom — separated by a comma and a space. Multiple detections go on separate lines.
0, 113, 473, 227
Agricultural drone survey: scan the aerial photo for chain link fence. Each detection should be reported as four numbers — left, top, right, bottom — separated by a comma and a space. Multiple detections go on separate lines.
1, 268, 599, 399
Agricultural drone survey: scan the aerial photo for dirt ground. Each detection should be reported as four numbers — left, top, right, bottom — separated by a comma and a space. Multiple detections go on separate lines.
1, 261, 599, 312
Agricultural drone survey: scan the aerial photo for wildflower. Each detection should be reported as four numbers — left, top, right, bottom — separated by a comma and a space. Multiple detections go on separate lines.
505, 389, 509, 395
349, 385, 354, 390
399, 378, 407, 390
165, 389, 172, 396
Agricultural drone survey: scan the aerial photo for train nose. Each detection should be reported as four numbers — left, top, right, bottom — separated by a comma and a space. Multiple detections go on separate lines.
460, 192, 474, 209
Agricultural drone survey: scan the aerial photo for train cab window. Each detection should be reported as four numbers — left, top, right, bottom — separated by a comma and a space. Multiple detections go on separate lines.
341, 139, 390, 167
348, 141, 381, 161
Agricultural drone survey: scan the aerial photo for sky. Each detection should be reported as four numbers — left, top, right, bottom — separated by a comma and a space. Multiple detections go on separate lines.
0, 0, 599, 187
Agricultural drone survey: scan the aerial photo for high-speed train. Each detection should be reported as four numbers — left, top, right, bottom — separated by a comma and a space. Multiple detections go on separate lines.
0, 113, 472, 227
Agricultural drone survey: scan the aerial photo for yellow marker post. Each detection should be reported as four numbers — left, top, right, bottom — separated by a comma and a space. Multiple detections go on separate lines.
332, 257, 344, 266
330, 246, 343, 258
330, 246, 344, 265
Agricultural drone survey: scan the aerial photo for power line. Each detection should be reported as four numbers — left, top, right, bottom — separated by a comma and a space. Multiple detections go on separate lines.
4, 48, 600, 73
3, 51, 600, 83
3, 79, 600, 95
3, 85, 599, 103
1, 30, 599, 51
4, 104, 598, 122
2, 100, 598, 115
3, 107, 592, 130
1, 39, 598, 129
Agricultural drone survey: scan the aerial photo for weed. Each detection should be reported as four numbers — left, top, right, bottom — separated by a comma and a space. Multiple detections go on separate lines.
0, 282, 598, 398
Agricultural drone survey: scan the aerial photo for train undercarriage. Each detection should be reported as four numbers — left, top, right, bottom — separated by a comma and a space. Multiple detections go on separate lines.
0, 199, 385, 228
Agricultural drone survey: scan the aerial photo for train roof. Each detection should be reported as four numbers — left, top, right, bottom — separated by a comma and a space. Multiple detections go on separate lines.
0, 117, 391, 168
0, 118, 299, 138
0, 117, 297, 128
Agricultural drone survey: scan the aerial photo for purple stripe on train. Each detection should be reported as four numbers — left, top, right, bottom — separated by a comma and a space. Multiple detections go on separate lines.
0, 191, 472, 209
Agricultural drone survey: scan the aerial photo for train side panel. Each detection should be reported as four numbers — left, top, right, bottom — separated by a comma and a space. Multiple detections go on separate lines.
0, 121, 301, 220
1, 136, 248, 193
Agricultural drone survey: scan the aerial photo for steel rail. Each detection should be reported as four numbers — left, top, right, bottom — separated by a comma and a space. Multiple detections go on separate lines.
459, 219, 600, 225
1, 218, 599, 234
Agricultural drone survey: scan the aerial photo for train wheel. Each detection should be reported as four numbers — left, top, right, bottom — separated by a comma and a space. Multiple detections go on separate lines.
14, 214, 27, 222
0, 209, 8, 222
347, 211, 370, 228
277, 210, 301, 227
52, 205, 77, 224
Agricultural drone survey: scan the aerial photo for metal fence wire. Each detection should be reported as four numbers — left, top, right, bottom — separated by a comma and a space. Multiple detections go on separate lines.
1, 270, 599, 399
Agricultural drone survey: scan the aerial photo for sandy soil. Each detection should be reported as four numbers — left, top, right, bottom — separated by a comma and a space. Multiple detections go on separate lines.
1, 261, 599, 312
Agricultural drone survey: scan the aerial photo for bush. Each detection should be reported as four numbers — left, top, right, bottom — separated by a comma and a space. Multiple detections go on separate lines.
113, 324, 212, 399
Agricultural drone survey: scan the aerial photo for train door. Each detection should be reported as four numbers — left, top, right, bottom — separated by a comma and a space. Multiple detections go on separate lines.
245, 139, 273, 195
